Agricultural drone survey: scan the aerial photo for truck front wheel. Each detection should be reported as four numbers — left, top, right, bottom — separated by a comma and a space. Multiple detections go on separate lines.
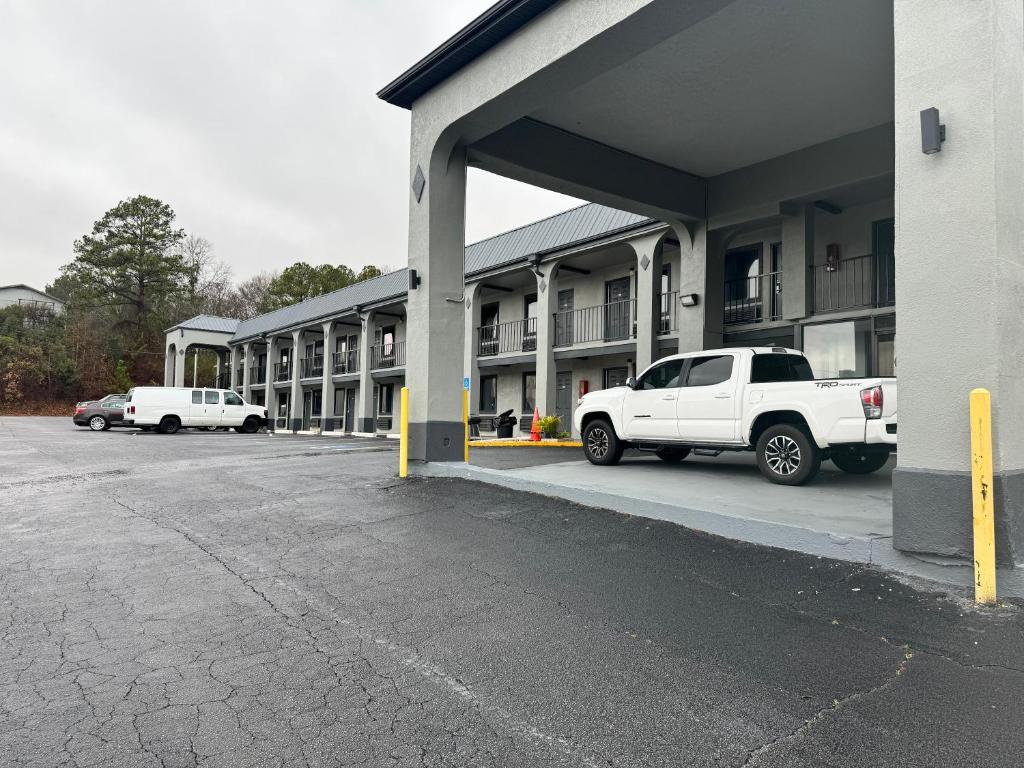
831, 446, 890, 475
756, 424, 821, 485
582, 419, 624, 466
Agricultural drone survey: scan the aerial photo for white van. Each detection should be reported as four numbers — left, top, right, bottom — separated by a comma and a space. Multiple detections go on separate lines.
123, 387, 267, 434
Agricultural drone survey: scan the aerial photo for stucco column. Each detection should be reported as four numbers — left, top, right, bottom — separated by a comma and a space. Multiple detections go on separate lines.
173, 344, 186, 387
463, 282, 483, 415
781, 203, 815, 321
893, 0, 1024, 564
534, 265, 559, 419
405, 137, 467, 461
164, 342, 176, 387
356, 311, 376, 433
228, 347, 238, 390
630, 232, 665, 373
264, 336, 276, 431
241, 342, 253, 402
321, 320, 337, 431
689, 223, 723, 351
289, 329, 303, 432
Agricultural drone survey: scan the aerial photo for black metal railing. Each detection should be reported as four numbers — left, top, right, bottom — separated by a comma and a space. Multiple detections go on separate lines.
477, 317, 537, 356
370, 340, 406, 370
249, 365, 266, 386
273, 361, 291, 382
723, 271, 782, 325
813, 254, 895, 313
332, 349, 359, 375
553, 299, 636, 347
658, 291, 678, 334
300, 355, 324, 379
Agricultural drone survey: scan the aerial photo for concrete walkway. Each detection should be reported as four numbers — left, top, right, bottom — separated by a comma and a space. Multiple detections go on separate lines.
419, 450, 1024, 597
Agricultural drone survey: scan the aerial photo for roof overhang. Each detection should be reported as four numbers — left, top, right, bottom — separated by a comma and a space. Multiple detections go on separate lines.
377, 0, 559, 109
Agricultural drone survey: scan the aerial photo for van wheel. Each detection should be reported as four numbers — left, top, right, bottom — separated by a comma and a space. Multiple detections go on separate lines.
656, 446, 690, 463
158, 416, 181, 435
831, 446, 890, 475
239, 416, 261, 434
756, 424, 821, 485
88, 415, 108, 431
582, 419, 623, 466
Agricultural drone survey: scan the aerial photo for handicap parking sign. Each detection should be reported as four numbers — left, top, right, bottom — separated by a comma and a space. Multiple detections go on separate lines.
463, 377, 470, 390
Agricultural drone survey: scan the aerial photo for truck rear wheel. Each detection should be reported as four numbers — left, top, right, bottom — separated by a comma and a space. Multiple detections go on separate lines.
582, 419, 623, 466
756, 424, 821, 485
158, 416, 181, 435
831, 446, 890, 475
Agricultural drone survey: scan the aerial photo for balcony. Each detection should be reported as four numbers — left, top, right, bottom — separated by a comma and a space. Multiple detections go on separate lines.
477, 318, 536, 357
658, 291, 678, 334
273, 361, 291, 383
813, 254, 895, 314
723, 271, 782, 325
553, 298, 636, 347
370, 340, 406, 370
332, 349, 359, 375
249, 365, 266, 386
300, 355, 324, 379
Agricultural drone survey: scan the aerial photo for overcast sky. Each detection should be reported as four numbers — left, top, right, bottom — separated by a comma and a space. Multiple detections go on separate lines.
0, 1, 582, 289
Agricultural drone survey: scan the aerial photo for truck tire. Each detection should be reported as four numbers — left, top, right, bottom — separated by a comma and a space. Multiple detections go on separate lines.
582, 419, 623, 466
656, 446, 690, 463
158, 416, 181, 435
831, 446, 890, 475
756, 424, 821, 485
239, 416, 261, 434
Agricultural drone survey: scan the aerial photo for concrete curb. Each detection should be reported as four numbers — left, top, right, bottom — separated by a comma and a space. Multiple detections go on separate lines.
470, 440, 582, 448
414, 461, 1024, 599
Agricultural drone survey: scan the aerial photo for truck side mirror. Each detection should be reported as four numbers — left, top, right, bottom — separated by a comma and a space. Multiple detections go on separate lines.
626, 376, 637, 390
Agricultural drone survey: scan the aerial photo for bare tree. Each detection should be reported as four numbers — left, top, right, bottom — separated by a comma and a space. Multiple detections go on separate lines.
230, 271, 277, 319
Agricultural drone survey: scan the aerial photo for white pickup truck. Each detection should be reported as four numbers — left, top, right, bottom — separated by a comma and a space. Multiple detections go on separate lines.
573, 347, 896, 485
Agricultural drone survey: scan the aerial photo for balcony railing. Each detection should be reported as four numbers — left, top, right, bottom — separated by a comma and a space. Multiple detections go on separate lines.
553, 299, 636, 347
332, 349, 359, 375
658, 291, 678, 334
300, 355, 324, 379
813, 254, 895, 313
249, 365, 266, 386
477, 318, 537, 356
723, 272, 782, 325
273, 361, 291, 382
370, 340, 406, 370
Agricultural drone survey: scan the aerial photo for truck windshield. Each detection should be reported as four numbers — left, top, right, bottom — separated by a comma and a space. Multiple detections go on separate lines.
750, 354, 815, 383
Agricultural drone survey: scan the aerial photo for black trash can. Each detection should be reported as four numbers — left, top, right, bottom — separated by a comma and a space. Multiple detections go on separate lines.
494, 409, 517, 439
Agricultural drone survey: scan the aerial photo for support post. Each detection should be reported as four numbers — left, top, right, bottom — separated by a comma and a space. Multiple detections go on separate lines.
631, 232, 665, 372
534, 264, 559, 418
688, 223, 722, 351
242, 341, 253, 402
264, 336, 276, 431
356, 311, 376, 433
289, 329, 303, 432
970, 388, 997, 604
322, 320, 337, 431
462, 387, 469, 463
173, 345, 186, 388
399, 386, 409, 478
781, 203, 815, 321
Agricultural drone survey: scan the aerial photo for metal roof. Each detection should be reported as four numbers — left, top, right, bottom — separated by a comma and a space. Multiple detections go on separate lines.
228, 203, 654, 343
377, 0, 559, 109
231, 269, 409, 342
166, 315, 240, 334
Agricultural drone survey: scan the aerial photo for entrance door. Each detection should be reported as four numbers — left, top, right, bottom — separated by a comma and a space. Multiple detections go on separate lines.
621, 358, 684, 439
605, 277, 631, 341
555, 372, 573, 432
556, 289, 574, 346
344, 389, 355, 431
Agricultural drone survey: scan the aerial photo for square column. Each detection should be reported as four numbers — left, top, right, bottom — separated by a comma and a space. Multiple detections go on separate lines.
405, 138, 467, 461
687, 223, 723, 351
463, 283, 483, 415
631, 232, 665, 373
228, 346, 239, 390
780, 203, 815, 321
356, 311, 376, 433
321, 320, 337, 431
534, 267, 559, 418
892, 0, 1024, 563
241, 341, 253, 403
289, 330, 303, 432
264, 336, 276, 431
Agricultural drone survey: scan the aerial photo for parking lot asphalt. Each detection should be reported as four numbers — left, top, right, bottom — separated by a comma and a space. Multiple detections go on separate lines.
2, 416, 1023, 767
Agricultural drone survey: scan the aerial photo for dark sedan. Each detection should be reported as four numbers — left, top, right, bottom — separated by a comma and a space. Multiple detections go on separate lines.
73, 394, 127, 431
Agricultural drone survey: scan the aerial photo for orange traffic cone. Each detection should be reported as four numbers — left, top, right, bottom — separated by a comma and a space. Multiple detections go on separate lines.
530, 406, 542, 442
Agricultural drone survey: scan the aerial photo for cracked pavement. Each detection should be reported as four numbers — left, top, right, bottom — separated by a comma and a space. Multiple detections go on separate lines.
1, 416, 1023, 767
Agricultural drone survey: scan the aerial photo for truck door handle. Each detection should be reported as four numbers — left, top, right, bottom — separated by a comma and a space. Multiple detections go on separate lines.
662, 395, 676, 401
714, 393, 731, 399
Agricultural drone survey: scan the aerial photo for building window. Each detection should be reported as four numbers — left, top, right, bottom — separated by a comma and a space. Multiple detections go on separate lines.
803, 319, 872, 379
378, 383, 394, 415
522, 372, 536, 413
479, 375, 498, 414
603, 367, 629, 389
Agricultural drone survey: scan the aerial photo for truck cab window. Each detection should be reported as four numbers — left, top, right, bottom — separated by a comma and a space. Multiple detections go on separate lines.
639, 360, 684, 390
685, 355, 734, 387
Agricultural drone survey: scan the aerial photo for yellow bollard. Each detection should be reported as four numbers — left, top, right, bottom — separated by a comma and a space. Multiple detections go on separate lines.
462, 387, 469, 463
970, 388, 996, 604
399, 386, 409, 478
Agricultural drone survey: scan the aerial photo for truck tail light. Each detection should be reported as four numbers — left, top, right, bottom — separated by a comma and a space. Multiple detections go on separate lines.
860, 385, 883, 419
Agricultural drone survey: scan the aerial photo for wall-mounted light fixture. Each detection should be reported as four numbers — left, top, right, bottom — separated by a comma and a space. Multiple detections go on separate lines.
408, 269, 420, 290
920, 107, 946, 154
680, 293, 699, 307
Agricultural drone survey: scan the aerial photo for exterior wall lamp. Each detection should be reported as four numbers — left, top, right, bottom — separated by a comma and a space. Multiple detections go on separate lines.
921, 107, 946, 154
680, 293, 699, 307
